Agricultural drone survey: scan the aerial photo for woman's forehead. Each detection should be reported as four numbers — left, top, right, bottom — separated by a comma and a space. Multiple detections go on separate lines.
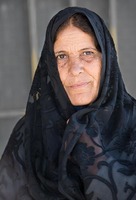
54, 25, 96, 53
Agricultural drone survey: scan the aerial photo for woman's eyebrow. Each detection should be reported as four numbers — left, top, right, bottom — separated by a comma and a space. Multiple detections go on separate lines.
80, 47, 97, 51
54, 47, 97, 54
54, 50, 66, 54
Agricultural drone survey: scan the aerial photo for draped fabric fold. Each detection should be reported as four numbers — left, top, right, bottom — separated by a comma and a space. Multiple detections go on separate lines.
0, 7, 136, 200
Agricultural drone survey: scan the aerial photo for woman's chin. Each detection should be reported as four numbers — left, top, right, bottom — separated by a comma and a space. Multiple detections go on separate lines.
69, 96, 95, 106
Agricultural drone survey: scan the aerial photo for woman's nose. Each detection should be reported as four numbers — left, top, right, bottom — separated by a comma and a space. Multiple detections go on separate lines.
69, 57, 84, 76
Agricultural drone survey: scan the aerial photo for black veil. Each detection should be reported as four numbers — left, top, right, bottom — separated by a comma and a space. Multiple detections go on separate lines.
0, 7, 136, 200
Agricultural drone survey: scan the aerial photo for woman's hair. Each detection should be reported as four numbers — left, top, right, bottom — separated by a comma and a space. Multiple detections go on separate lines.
54, 13, 101, 52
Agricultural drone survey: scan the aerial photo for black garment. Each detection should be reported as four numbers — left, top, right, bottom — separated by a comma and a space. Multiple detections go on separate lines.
0, 7, 136, 200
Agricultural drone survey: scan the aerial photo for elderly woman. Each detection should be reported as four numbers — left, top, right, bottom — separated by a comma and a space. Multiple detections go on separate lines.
0, 6, 136, 200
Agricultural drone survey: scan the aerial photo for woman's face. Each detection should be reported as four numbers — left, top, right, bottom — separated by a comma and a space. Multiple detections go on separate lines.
54, 25, 102, 106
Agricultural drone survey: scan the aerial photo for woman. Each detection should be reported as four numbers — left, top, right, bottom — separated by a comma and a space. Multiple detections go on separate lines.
0, 6, 136, 200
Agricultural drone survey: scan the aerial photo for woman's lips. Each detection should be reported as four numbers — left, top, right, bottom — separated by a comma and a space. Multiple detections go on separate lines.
69, 82, 90, 89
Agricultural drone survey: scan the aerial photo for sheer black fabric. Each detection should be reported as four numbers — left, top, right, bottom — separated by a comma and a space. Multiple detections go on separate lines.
0, 7, 136, 200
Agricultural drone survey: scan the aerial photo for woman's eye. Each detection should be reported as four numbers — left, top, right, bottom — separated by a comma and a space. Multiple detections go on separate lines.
83, 51, 94, 56
80, 51, 95, 61
56, 54, 67, 60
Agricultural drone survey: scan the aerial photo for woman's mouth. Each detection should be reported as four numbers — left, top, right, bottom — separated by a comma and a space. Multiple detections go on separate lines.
69, 82, 90, 89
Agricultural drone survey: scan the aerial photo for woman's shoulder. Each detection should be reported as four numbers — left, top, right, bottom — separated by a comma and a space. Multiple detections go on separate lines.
1, 116, 26, 159
0, 116, 26, 175
0, 116, 33, 200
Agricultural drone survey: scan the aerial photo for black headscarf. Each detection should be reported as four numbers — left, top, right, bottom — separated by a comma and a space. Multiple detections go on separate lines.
0, 7, 136, 200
